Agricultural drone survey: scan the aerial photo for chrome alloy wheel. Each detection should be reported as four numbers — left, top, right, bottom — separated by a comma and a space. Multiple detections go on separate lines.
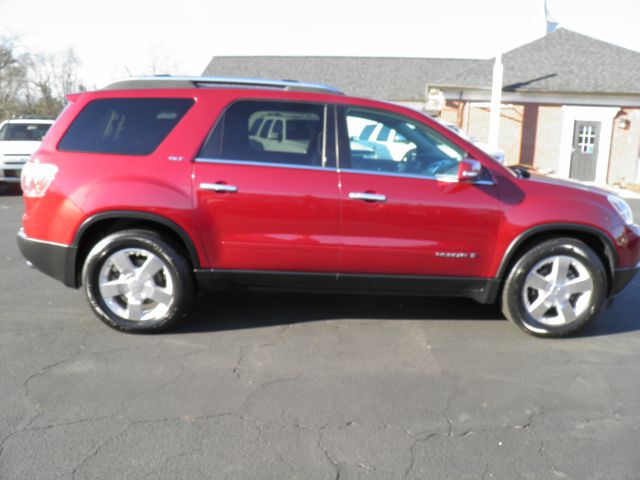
522, 255, 594, 327
98, 248, 174, 322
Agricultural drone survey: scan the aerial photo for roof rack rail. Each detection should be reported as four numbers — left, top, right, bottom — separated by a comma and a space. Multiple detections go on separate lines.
102, 76, 344, 95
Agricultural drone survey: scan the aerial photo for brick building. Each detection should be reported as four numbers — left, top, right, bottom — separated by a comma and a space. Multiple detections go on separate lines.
203, 28, 640, 185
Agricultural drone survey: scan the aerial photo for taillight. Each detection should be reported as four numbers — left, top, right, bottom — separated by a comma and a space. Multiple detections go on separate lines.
21, 159, 58, 198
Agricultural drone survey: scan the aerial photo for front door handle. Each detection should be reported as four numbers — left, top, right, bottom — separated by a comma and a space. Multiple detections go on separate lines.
348, 192, 386, 202
200, 183, 238, 193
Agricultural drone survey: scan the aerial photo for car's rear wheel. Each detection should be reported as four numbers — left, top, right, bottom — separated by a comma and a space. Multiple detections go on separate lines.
501, 238, 607, 337
82, 229, 194, 333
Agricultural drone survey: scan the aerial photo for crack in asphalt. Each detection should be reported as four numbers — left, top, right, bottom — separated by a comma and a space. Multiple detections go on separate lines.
232, 342, 276, 380
317, 428, 341, 480
3, 369, 305, 475
3, 310, 639, 479
0, 330, 90, 468
233, 345, 249, 379
480, 462, 489, 480
1, 323, 300, 470
71, 422, 132, 480
142, 449, 205, 479
401, 406, 540, 480
253, 419, 297, 476
70, 412, 240, 480
539, 440, 569, 478
402, 435, 425, 480
228, 322, 298, 382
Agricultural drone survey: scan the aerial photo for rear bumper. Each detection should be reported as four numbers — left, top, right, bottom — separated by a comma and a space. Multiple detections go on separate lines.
17, 229, 78, 288
610, 263, 640, 297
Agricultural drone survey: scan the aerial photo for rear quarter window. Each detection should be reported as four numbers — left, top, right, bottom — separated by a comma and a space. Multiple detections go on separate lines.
58, 98, 194, 155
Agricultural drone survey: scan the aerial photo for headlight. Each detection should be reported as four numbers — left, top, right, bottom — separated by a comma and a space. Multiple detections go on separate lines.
608, 194, 634, 225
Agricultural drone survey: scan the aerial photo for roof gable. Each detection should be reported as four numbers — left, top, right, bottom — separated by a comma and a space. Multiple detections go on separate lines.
434, 29, 640, 94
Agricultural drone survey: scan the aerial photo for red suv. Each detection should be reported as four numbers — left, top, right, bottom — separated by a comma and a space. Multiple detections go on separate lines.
17, 77, 640, 337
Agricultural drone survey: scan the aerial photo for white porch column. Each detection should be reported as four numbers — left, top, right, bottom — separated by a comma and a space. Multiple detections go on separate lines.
488, 50, 503, 149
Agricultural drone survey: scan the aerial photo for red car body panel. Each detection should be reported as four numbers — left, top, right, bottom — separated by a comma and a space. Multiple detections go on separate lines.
337, 171, 503, 276
193, 162, 340, 272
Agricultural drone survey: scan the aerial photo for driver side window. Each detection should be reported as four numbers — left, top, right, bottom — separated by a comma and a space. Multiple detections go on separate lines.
343, 107, 464, 178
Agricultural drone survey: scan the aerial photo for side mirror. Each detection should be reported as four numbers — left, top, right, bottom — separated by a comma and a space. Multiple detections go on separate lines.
457, 158, 482, 182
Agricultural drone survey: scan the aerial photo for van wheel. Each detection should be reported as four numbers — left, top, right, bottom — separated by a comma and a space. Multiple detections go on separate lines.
82, 229, 194, 333
501, 238, 607, 337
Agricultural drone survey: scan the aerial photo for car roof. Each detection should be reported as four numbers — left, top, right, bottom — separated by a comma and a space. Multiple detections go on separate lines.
102, 76, 344, 95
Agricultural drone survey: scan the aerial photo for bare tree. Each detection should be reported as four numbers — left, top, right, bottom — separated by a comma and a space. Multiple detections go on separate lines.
26, 47, 83, 117
0, 37, 17, 71
26, 53, 58, 115
0, 36, 28, 120
57, 47, 81, 95
146, 44, 181, 76
0, 36, 83, 121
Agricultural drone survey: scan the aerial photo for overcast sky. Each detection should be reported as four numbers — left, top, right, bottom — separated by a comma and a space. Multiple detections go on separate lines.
2, 0, 639, 89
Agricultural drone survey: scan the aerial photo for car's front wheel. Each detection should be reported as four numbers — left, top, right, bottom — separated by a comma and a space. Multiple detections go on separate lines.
82, 229, 194, 333
501, 238, 607, 337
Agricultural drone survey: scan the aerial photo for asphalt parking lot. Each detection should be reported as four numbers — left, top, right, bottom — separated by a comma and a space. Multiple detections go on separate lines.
1, 185, 640, 480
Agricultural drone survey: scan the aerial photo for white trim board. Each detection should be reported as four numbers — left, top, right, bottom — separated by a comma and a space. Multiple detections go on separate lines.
558, 106, 619, 184
438, 88, 640, 108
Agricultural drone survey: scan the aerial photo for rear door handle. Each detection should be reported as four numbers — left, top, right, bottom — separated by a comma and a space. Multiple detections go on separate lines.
200, 183, 238, 193
348, 192, 386, 202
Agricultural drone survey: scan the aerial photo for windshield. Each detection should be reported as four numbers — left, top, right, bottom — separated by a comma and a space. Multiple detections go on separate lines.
0, 123, 51, 141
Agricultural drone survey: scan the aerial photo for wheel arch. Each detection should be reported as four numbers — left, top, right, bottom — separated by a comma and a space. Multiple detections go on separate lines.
71, 211, 202, 288
497, 223, 617, 294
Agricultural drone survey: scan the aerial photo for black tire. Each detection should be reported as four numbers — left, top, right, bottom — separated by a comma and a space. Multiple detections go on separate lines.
501, 237, 607, 338
82, 229, 194, 333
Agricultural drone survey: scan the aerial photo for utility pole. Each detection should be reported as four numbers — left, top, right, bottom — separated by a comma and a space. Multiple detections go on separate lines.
545, 0, 559, 33
488, 48, 503, 149
490, 0, 555, 149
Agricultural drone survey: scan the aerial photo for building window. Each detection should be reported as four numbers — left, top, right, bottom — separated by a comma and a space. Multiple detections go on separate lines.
578, 125, 596, 154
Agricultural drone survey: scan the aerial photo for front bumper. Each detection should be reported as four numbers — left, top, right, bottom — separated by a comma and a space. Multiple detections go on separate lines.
610, 263, 640, 297
17, 229, 79, 288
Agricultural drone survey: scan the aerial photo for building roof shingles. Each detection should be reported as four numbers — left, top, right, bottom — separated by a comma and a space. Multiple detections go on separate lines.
203, 56, 480, 100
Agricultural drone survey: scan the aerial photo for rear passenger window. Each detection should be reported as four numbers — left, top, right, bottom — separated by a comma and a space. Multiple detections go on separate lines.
199, 101, 327, 167
58, 98, 194, 155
